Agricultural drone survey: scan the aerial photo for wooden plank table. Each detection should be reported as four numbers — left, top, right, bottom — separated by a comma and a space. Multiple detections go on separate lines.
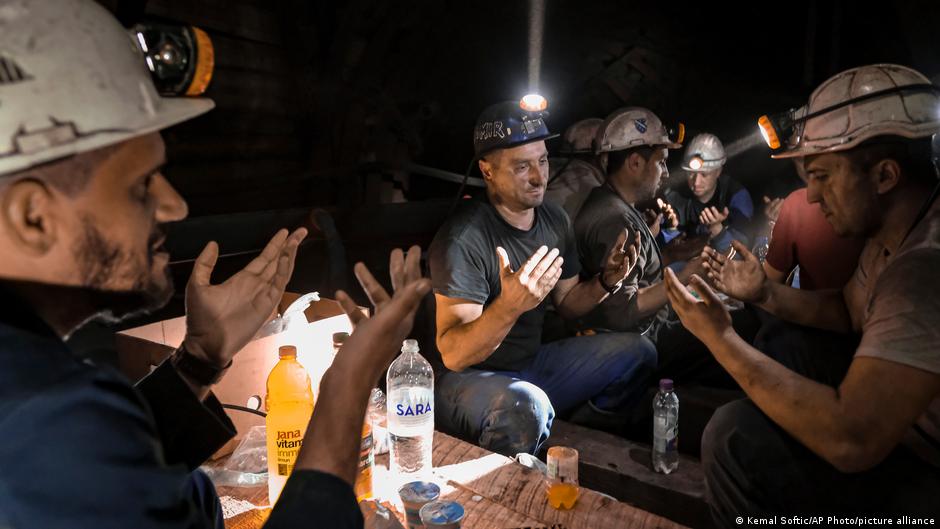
215, 432, 690, 529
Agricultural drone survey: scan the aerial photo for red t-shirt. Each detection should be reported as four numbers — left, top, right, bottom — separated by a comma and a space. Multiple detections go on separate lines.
766, 188, 866, 290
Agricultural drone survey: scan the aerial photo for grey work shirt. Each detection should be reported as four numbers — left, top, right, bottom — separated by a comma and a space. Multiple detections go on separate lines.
575, 184, 668, 335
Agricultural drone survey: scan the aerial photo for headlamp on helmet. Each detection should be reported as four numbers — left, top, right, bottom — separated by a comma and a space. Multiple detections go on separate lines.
669, 122, 686, 146
133, 23, 215, 96
473, 100, 558, 159
758, 83, 940, 153
758, 111, 797, 151
520, 94, 548, 112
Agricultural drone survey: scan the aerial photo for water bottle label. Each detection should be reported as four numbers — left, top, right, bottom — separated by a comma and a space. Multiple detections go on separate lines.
654, 417, 677, 453
388, 388, 434, 435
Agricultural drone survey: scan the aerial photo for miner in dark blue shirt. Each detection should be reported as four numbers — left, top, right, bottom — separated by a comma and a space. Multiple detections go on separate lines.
0, 1, 430, 527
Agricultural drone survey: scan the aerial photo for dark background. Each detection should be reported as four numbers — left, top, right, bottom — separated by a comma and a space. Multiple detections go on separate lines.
83, 0, 940, 331
96, 0, 940, 215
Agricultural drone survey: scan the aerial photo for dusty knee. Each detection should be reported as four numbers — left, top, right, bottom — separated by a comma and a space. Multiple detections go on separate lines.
481, 381, 555, 455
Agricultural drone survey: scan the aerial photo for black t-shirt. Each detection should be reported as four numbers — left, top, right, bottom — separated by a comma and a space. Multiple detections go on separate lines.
575, 184, 668, 335
429, 196, 580, 371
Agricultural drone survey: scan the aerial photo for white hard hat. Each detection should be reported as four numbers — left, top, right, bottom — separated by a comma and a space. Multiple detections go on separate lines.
681, 133, 726, 171
0, 0, 214, 176
595, 107, 681, 153
559, 118, 603, 154
771, 64, 940, 159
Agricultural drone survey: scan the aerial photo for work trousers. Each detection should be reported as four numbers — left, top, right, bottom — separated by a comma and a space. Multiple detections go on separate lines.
702, 319, 940, 528
435, 332, 656, 456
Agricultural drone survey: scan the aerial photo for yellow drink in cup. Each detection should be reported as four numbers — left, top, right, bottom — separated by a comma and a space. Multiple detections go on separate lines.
546, 446, 580, 510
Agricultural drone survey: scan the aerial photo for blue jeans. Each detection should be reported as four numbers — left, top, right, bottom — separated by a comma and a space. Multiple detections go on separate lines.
435, 332, 656, 456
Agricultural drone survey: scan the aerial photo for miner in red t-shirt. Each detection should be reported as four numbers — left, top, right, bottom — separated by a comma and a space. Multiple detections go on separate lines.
765, 187, 866, 290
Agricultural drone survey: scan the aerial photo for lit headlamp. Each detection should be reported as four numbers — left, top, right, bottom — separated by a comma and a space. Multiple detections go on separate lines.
133, 23, 215, 96
758, 83, 940, 152
688, 154, 704, 170
757, 112, 794, 151
520, 94, 548, 112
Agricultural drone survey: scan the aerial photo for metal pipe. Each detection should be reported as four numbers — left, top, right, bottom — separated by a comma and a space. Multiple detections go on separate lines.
405, 162, 485, 188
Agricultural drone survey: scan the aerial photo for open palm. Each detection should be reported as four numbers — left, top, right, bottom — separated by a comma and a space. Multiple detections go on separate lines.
183, 228, 307, 366
702, 240, 768, 304
333, 246, 431, 371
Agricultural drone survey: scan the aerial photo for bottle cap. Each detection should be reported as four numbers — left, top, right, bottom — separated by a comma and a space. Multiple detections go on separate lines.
659, 378, 674, 391
278, 345, 298, 358
332, 332, 350, 346
398, 481, 440, 504
402, 339, 420, 353
420, 500, 465, 526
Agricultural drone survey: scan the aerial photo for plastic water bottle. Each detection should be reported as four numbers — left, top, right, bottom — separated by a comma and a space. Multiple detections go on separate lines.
265, 345, 314, 504
753, 235, 770, 263
652, 378, 679, 474
387, 339, 434, 481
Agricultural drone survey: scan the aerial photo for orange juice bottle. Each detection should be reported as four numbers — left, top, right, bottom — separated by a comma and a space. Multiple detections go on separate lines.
265, 345, 314, 505
354, 418, 374, 502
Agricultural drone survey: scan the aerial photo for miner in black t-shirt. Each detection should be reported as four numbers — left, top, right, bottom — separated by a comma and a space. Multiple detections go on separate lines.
428, 101, 657, 456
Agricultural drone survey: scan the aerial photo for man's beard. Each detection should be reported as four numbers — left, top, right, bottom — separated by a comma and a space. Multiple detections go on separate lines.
73, 216, 174, 324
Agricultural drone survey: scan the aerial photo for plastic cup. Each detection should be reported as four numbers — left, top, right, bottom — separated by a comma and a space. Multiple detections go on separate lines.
545, 446, 580, 510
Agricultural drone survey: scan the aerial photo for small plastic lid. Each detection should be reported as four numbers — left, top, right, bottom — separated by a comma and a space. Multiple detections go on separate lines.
398, 481, 440, 503
332, 332, 350, 345
402, 339, 419, 354
420, 500, 465, 524
279, 345, 298, 358
659, 378, 674, 391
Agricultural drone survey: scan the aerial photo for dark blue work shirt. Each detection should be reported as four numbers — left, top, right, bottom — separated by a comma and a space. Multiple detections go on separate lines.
0, 300, 361, 528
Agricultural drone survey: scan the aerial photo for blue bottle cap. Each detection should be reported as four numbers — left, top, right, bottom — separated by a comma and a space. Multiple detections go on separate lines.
420, 500, 465, 525
659, 378, 674, 391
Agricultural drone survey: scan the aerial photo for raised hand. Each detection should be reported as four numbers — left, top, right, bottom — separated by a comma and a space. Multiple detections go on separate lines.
699, 206, 729, 239
663, 268, 733, 345
702, 240, 769, 304
658, 198, 679, 231
763, 196, 784, 224
497, 245, 564, 314
601, 229, 641, 291
183, 228, 308, 368
642, 209, 663, 238
335, 245, 423, 328
333, 246, 431, 371
643, 199, 679, 239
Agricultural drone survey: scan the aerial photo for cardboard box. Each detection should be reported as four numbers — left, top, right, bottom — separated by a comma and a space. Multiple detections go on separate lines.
117, 292, 363, 456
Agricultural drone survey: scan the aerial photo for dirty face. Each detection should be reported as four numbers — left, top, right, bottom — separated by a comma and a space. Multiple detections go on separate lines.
479, 141, 549, 211
803, 152, 879, 237
637, 147, 669, 202
687, 168, 721, 202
